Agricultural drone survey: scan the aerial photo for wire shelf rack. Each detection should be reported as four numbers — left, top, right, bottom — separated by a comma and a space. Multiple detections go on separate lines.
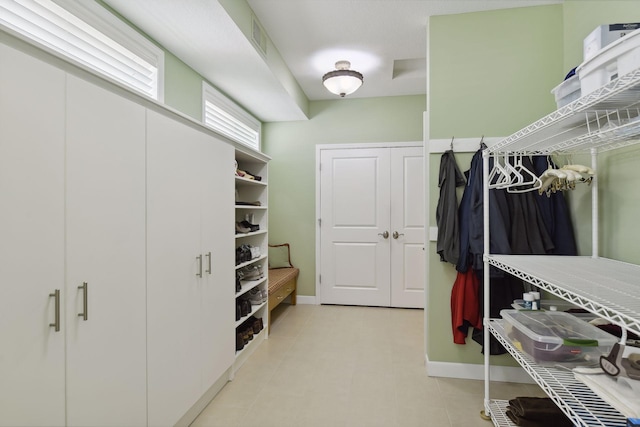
485, 255, 640, 337
487, 67, 640, 155
488, 321, 628, 427
488, 400, 516, 427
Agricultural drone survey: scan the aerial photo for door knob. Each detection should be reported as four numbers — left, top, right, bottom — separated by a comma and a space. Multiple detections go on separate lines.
378, 231, 389, 239
393, 231, 404, 239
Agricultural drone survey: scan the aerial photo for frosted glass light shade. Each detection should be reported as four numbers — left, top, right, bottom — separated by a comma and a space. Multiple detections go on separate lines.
322, 61, 363, 97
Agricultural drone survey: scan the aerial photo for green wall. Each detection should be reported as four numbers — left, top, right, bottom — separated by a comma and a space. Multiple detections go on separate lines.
263, 96, 426, 297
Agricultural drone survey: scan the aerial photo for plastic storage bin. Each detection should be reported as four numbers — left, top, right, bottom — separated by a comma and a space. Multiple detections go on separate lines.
551, 75, 581, 109
578, 28, 640, 95
584, 23, 640, 61
501, 309, 617, 366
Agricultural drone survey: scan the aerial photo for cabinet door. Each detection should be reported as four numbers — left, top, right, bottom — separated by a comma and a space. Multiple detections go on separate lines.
200, 137, 234, 391
65, 76, 147, 426
0, 43, 66, 426
146, 110, 203, 426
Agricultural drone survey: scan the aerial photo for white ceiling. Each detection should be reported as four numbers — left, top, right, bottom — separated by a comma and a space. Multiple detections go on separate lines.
103, 0, 563, 122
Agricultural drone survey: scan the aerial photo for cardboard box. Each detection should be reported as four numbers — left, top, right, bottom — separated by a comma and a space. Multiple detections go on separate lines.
584, 23, 640, 61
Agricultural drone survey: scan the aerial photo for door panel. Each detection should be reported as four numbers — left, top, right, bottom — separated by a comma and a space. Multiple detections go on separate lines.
320, 148, 391, 306
391, 147, 425, 308
200, 134, 234, 392
146, 110, 202, 426
65, 76, 147, 426
0, 43, 66, 426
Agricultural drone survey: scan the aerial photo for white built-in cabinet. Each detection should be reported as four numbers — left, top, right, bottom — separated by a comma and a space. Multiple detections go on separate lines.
65, 75, 147, 426
1, 35, 240, 427
146, 110, 234, 426
0, 41, 147, 426
0, 41, 67, 427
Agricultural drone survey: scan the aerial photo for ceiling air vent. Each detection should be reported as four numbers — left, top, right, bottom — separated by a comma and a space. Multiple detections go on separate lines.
251, 15, 267, 57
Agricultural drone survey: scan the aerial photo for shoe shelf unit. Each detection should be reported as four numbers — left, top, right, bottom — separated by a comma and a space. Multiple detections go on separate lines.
482, 67, 640, 427
234, 148, 270, 371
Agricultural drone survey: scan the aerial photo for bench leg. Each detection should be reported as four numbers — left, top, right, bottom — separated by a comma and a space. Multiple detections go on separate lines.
290, 278, 297, 305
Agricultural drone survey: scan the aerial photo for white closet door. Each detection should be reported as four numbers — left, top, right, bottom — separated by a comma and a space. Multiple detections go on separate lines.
65, 76, 147, 426
200, 137, 234, 391
0, 43, 66, 426
146, 110, 203, 426
390, 146, 425, 308
320, 148, 392, 306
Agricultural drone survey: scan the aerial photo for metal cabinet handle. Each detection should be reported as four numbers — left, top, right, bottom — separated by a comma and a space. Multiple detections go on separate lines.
205, 251, 212, 274
49, 289, 60, 332
78, 282, 88, 321
196, 255, 203, 278
392, 231, 404, 239
378, 231, 389, 239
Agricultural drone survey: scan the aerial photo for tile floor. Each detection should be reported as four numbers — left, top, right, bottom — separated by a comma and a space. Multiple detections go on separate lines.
191, 304, 545, 427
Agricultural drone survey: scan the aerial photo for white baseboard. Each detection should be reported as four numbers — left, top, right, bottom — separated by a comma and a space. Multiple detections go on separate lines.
296, 295, 317, 304
425, 355, 535, 384
176, 366, 232, 427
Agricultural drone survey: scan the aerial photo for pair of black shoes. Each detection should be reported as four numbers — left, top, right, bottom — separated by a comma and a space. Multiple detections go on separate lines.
236, 316, 264, 351
236, 298, 251, 320
235, 220, 259, 234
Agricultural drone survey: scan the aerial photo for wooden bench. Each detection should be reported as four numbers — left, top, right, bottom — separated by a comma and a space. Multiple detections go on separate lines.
268, 243, 298, 333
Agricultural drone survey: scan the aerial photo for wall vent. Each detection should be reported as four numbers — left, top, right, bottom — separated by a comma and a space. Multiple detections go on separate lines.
251, 15, 267, 57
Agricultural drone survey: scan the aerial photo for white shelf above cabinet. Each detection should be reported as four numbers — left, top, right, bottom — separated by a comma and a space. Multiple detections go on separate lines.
485, 255, 640, 336
235, 205, 267, 210
488, 320, 627, 427
235, 230, 267, 239
235, 176, 267, 186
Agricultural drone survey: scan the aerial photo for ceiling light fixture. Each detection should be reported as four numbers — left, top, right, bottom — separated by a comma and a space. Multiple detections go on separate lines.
322, 60, 363, 97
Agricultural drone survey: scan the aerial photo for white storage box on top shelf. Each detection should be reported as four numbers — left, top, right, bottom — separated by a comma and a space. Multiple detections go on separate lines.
577, 28, 640, 95
501, 309, 617, 367
584, 23, 640, 61
550, 75, 580, 109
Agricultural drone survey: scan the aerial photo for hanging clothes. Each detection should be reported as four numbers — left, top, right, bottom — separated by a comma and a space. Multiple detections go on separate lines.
507, 156, 555, 255
436, 149, 466, 265
457, 149, 511, 273
450, 269, 482, 344
531, 156, 577, 256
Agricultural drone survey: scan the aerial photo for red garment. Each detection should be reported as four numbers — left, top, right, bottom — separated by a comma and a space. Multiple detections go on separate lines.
451, 269, 482, 344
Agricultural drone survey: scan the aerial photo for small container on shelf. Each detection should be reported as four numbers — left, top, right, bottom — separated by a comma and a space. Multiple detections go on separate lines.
577, 28, 640, 95
551, 75, 581, 109
501, 309, 618, 367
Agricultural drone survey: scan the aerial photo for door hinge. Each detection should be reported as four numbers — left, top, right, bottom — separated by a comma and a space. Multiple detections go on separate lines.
319, 274, 321, 284
318, 218, 321, 227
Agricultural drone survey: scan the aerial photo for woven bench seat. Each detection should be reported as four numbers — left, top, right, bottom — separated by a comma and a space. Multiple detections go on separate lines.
268, 267, 299, 296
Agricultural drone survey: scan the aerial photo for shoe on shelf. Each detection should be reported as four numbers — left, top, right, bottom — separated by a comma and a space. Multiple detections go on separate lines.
244, 171, 262, 181
261, 289, 268, 303
238, 264, 264, 281
247, 288, 263, 305
236, 331, 244, 351
239, 220, 259, 232
235, 222, 251, 234
237, 169, 255, 180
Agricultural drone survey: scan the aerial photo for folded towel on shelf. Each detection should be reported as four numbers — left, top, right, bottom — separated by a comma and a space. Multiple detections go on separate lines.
574, 371, 640, 418
506, 397, 573, 427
